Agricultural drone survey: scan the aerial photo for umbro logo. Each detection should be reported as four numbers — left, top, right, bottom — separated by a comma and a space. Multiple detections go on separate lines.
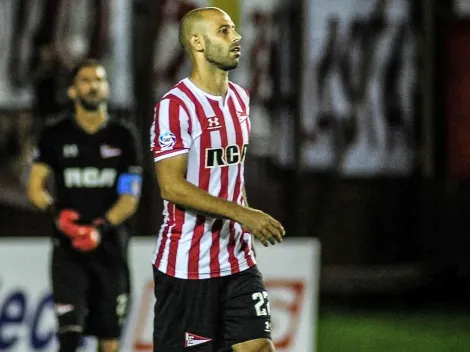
185, 332, 212, 347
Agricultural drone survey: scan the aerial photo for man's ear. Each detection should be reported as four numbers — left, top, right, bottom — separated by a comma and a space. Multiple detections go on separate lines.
190, 34, 204, 52
67, 86, 76, 100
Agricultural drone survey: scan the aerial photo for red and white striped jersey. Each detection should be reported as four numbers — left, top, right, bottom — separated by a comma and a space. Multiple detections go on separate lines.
150, 78, 256, 279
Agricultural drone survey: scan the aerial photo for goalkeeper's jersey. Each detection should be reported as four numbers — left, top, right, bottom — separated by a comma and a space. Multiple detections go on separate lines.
34, 115, 142, 248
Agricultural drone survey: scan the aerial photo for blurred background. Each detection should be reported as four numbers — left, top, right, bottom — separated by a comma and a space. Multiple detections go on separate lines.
1, 0, 470, 351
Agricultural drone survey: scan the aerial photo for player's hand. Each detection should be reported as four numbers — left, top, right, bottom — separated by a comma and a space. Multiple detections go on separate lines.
56, 209, 89, 238
71, 226, 101, 252
92, 217, 112, 234
238, 208, 285, 247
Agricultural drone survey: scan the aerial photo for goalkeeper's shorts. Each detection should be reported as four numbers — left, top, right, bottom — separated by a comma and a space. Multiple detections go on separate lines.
51, 244, 130, 339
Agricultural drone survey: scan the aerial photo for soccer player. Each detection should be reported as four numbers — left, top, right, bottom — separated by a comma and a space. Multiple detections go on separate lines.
150, 7, 285, 352
27, 59, 143, 352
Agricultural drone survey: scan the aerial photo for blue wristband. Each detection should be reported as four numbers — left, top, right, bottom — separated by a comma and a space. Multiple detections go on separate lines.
117, 173, 142, 197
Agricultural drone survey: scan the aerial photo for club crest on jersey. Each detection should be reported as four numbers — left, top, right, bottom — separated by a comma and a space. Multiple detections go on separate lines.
100, 144, 121, 158
159, 131, 176, 149
185, 333, 212, 347
205, 144, 248, 168
237, 111, 248, 123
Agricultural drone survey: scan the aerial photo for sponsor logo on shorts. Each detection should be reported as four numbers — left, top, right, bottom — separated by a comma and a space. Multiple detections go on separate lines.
185, 332, 212, 347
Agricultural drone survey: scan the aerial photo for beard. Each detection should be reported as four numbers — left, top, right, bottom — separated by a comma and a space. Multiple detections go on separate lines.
206, 56, 239, 71
204, 38, 239, 71
78, 95, 106, 111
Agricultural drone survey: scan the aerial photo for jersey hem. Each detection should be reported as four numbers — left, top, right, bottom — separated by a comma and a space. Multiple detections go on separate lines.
154, 257, 256, 280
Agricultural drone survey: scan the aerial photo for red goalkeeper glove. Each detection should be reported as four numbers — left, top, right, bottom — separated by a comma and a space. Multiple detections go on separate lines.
56, 209, 89, 238
70, 216, 113, 252
71, 226, 101, 252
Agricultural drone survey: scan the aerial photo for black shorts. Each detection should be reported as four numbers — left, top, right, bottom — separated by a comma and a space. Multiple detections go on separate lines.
51, 242, 130, 339
153, 266, 272, 352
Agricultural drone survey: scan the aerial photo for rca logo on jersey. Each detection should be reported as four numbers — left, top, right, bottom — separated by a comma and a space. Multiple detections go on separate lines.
205, 144, 248, 168
64, 168, 117, 188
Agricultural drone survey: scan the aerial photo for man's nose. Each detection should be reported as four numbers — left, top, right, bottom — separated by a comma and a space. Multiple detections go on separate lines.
233, 32, 242, 43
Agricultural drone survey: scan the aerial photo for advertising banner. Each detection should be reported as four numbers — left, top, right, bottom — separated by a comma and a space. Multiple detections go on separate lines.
0, 237, 320, 352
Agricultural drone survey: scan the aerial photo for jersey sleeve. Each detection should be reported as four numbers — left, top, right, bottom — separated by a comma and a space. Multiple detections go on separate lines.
120, 122, 143, 175
33, 127, 56, 169
150, 98, 192, 162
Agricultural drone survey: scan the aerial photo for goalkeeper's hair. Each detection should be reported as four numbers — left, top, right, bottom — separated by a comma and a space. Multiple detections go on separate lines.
69, 58, 104, 85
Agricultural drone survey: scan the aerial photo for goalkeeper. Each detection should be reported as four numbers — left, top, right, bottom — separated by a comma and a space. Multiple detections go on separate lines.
27, 59, 142, 352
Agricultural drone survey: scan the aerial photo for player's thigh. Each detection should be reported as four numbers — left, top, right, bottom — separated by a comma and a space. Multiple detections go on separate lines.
219, 266, 273, 350
153, 266, 219, 352
51, 246, 88, 331
232, 338, 275, 352
98, 339, 120, 352
85, 261, 131, 339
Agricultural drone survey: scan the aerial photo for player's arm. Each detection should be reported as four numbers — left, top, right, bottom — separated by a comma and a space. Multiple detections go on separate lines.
71, 190, 141, 253
27, 128, 55, 211
27, 162, 54, 210
156, 155, 247, 221
97, 124, 143, 228
104, 194, 138, 226
102, 172, 141, 227
28, 166, 92, 241
155, 155, 284, 246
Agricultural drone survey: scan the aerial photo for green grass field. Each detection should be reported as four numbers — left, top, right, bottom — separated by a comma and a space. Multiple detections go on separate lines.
317, 312, 470, 352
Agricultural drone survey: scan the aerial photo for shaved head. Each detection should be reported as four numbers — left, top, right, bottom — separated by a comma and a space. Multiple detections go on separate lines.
178, 6, 241, 71
179, 7, 229, 53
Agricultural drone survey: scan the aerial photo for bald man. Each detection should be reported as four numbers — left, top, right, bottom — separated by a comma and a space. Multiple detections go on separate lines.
149, 7, 284, 352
